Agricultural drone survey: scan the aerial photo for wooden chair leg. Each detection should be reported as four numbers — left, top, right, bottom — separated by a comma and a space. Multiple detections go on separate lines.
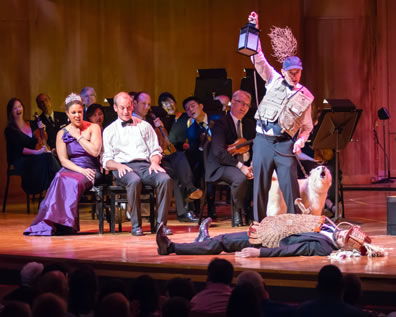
97, 186, 104, 234
2, 174, 10, 213
149, 190, 156, 233
110, 192, 116, 233
26, 194, 30, 214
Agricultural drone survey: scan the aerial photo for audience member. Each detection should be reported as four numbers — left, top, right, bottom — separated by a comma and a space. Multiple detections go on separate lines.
162, 297, 190, 317
68, 265, 98, 317
98, 278, 128, 302
32, 293, 67, 317
0, 301, 32, 317
190, 258, 233, 314
236, 271, 294, 316
95, 292, 131, 317
36, 271, 68, 300
5, 98, 59, 196
166, 277, 195, 300
296, 264, 366, 317
226, 283, 262, 317
132, 91, 202, 223
102, 92, 173, 236
24, 93, 102, 235
129, 275, 160, 317
2, 262, 43, 305
35, 93, 68, 149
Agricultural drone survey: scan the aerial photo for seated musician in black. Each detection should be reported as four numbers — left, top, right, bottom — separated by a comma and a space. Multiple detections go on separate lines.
132, 92, 203, 223
149, 92, 187, 134
36, 93, 68, 150
206, 90, 256, 226
168, 96, 221, 219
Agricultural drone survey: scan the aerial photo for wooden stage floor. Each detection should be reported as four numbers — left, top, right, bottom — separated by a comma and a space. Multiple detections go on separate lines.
1, 189, 396, 305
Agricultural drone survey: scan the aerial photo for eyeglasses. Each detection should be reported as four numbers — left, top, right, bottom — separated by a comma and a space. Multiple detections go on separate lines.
233, 99, 250, 107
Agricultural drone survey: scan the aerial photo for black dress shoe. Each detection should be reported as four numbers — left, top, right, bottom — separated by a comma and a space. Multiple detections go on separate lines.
156, 222, 171, 255
155, 223, 173, 235
131, 227, 144, 236
178, 211, 199, 223
195, 217, 212, 242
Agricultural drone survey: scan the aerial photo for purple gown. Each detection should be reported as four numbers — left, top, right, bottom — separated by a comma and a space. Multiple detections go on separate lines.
24, 130, 99, 236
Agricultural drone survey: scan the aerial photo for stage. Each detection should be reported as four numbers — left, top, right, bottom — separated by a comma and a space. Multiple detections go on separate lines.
1, 189, 396, 307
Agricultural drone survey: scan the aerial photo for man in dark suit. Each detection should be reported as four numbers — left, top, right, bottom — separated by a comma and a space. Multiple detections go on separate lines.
36, 93, 68, 149
206, 90, 256, 225
156, 217, 342, 257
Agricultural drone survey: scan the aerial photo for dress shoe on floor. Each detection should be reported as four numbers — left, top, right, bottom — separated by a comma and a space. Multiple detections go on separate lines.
195, 217, 212, 242
155, 223, 173, 235
131, 227, 144, 236
188, 189, 203, 200
156, 222, 171, 255
178, 211, 199, 223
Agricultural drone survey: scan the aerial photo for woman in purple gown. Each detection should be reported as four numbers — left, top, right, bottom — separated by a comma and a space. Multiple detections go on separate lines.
24, 93, 102, 235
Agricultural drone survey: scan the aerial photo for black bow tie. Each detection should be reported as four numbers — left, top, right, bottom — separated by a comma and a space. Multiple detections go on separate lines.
121, 119, 134, 127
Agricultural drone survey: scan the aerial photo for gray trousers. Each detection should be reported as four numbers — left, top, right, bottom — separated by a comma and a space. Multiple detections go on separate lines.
113, 161, 173, 229
252, 133, 300, 222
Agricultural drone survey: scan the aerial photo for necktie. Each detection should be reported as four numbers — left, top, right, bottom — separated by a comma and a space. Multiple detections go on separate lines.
48, 115, 55, 126
121, 119, 134, 127
236, 120, 243, 162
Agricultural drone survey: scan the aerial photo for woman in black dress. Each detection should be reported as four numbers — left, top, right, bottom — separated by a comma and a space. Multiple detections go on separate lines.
4, 98, 59, 195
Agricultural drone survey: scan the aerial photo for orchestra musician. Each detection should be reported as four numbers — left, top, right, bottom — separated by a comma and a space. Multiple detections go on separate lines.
36, 93, 68, 149
5, 98, 60, 196
206, 90, 256, 226
132, 92, 203, 223
168, 96, 221, 219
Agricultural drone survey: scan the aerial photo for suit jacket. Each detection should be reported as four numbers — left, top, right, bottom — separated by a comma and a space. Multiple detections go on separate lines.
206, 112, 256, 182
39, 111, 68, 149
259, 232, 338, 257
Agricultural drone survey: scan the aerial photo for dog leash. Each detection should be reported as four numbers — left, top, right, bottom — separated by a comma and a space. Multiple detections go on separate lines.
274, 149, 309, 179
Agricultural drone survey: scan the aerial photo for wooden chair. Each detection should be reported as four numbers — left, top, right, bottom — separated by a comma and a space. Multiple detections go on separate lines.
102, 184, 156, 234
199, 141, 238, 226
2, 163, 39, 214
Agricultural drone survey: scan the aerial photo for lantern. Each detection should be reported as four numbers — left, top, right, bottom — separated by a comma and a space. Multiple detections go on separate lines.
237, 23, 260, 56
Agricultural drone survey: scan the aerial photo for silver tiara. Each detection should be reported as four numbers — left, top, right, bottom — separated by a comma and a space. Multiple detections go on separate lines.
65, 93, 82, 104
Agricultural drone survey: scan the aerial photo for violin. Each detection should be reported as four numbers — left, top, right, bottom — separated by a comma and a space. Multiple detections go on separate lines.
227, 138, 253, 156
149, 111, 177, 156
33, 112, 50, 151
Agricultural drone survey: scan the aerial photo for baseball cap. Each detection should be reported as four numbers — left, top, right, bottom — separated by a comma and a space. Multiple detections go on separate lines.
282, 56, 303, 71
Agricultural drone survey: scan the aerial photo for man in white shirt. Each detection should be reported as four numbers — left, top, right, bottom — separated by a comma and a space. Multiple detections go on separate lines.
102, 92, 173, 236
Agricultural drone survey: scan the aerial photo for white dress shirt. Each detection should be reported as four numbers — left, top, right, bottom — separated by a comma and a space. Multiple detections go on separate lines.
102, 117, 162, 169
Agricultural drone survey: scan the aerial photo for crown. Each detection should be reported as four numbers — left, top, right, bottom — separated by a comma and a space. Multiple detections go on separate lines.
65, 93, 82, 104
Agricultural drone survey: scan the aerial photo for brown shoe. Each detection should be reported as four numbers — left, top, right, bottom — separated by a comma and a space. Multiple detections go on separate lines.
188, 189, 203, 200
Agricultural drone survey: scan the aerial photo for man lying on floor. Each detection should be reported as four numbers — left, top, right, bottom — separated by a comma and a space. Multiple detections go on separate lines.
156, 214, 384, 258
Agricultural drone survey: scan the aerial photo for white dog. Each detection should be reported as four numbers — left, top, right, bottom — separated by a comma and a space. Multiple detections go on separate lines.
267, 166, 332, 216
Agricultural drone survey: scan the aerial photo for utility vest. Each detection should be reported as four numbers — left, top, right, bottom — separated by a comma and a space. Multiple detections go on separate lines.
255, 77, 314, 137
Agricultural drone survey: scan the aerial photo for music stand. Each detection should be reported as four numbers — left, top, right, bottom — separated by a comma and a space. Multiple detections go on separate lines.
312, 100, 362, 221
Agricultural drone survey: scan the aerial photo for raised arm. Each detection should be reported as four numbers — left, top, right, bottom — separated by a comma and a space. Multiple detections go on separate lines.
248, 11, 276, 83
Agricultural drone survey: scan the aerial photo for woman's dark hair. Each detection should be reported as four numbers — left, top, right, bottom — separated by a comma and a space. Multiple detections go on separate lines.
158, 92, 176, 106
65, 93, 84, 112
6, 97, 24, 129
86, 103, 104, 122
